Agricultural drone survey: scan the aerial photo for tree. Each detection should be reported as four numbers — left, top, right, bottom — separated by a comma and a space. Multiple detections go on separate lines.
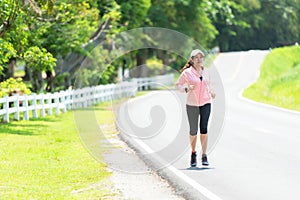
146, 0, 218, 72
148, 0, 218, 47
226, 0, 300, 50
0, 0, 55, 80
116, 0, 151, 29
0, 38, 16, 79
206, 0, 249, 51
113, 0, 151, 77
24, 46, 56, 92
0, 0, 106, 91
258, 0, 299, 47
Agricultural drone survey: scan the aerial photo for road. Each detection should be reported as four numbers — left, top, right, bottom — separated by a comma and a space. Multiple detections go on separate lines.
116, 50, 300, 200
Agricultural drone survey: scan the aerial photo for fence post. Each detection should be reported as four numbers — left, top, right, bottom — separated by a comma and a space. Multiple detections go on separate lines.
3, 96, 9, 122
94, 87, 99, 104
32, 93, 38, 118
55, 93, 60, 115
66, 90, 71, 110
71, 90, 75, 109
47, 94, 52, 116
59, 91, 66, 113
91, 86, 96, 106
40, 94, 45, 117
14, 94, 20, 121
88, 87, 92, 106
23, 95, 29, 120
131, 79, 138, 96
85, 87, 90, 107
62, 91, 67, 113
72, 90, 76, 109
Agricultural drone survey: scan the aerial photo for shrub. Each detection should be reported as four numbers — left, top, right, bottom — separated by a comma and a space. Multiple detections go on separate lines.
0, 77, 31, 98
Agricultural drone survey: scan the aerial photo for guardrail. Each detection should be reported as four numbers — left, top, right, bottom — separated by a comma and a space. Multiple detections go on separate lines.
0, 74, 174, 123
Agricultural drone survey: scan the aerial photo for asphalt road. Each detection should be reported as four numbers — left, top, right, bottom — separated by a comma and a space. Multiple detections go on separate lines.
117, 50, 300, 200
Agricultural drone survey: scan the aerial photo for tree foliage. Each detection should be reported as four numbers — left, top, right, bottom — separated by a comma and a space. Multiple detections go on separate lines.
0, 77, 31, 98
0, 0, 300, 93
222, 0, 300, 51
148, 0, 218, 47
24, 46, 56, 72
0, 38, 16, 74
24, 46, 56, 92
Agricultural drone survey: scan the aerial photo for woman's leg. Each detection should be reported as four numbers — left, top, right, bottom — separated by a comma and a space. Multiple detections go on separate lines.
186, 105, 200, 151
199, 104, 211, 165
186, 105, 200, 167
190, 135, 197, 152
200, 134, 208, 155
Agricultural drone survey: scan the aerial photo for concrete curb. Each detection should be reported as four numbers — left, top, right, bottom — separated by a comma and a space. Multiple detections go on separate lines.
118, 132, 210, 200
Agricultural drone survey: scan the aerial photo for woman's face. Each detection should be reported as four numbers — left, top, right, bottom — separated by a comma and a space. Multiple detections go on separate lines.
192, 53, 204, 67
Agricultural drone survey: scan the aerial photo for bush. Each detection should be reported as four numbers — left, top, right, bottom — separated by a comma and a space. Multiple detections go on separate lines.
0, 77, 31, 98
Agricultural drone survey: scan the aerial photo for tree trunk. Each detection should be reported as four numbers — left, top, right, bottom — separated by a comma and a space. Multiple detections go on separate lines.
24, 65, 31, 81
45, 70, 54, 92
31, 70, 44, 92
8, 58, 16, 78
0, 58, 17, 81
54, 18, 112, 89
63, 74, 71, 90
136, 49, 148, 77
157, 50, 168, 75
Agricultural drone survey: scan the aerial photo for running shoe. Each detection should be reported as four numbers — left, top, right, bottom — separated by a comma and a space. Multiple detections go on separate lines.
190, 152, 197, 167
202, 154, 209, 166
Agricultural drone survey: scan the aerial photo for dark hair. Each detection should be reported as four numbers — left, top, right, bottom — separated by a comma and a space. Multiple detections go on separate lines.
179, 59, 194, 73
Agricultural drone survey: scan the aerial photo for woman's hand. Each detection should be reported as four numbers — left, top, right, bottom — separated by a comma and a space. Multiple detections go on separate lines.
184, 85, 194, 93
188, 85, 195, 91
210, 91, 216, 99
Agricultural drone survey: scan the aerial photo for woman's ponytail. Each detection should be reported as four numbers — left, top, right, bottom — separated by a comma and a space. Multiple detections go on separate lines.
179, 58, 193, 73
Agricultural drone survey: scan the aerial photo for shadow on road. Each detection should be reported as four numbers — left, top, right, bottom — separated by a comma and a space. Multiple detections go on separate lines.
181, 167, 215, 171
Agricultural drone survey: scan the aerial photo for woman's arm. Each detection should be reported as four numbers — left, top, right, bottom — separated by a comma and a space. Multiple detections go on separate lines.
204, 68, 216, 99
176, 73, 188, 93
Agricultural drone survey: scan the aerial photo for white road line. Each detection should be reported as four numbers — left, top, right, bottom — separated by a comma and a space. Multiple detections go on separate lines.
135, 138, 223, 200
238, 90, 300, 115
126, 91, 224, 200
134, 138, 155, 154
234, 50, 300, 116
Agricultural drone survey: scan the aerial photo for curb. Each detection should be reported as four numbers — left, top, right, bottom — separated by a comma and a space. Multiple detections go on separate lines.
118, 132, 213, 200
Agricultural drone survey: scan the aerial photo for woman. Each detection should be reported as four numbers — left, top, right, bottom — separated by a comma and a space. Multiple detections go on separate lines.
176, 49, 215, 167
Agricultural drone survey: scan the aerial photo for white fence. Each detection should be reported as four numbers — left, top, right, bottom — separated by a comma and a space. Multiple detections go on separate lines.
0, 81, 137, 123
0, 74, 174, 123
132, 74, 174, 91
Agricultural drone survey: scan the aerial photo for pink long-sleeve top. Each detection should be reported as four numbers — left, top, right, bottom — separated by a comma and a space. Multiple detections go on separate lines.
176, 66, 212, 106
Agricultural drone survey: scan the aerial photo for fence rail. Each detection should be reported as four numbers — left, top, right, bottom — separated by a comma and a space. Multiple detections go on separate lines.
132, 74, 174, 90
0, 74, 174, 123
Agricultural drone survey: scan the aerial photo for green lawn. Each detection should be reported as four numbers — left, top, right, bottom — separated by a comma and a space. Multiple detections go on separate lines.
0, 102, 120, 199
243, 45, 300, 112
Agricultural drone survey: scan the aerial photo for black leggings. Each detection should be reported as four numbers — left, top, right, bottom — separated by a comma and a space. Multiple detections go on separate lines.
186, 103, 211, 135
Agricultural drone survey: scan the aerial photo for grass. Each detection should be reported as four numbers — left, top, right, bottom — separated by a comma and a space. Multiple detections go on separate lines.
243, 45, 300, 112
0, 102, 121, 199
137, 91, 151, 97
14, 70, 25, 78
